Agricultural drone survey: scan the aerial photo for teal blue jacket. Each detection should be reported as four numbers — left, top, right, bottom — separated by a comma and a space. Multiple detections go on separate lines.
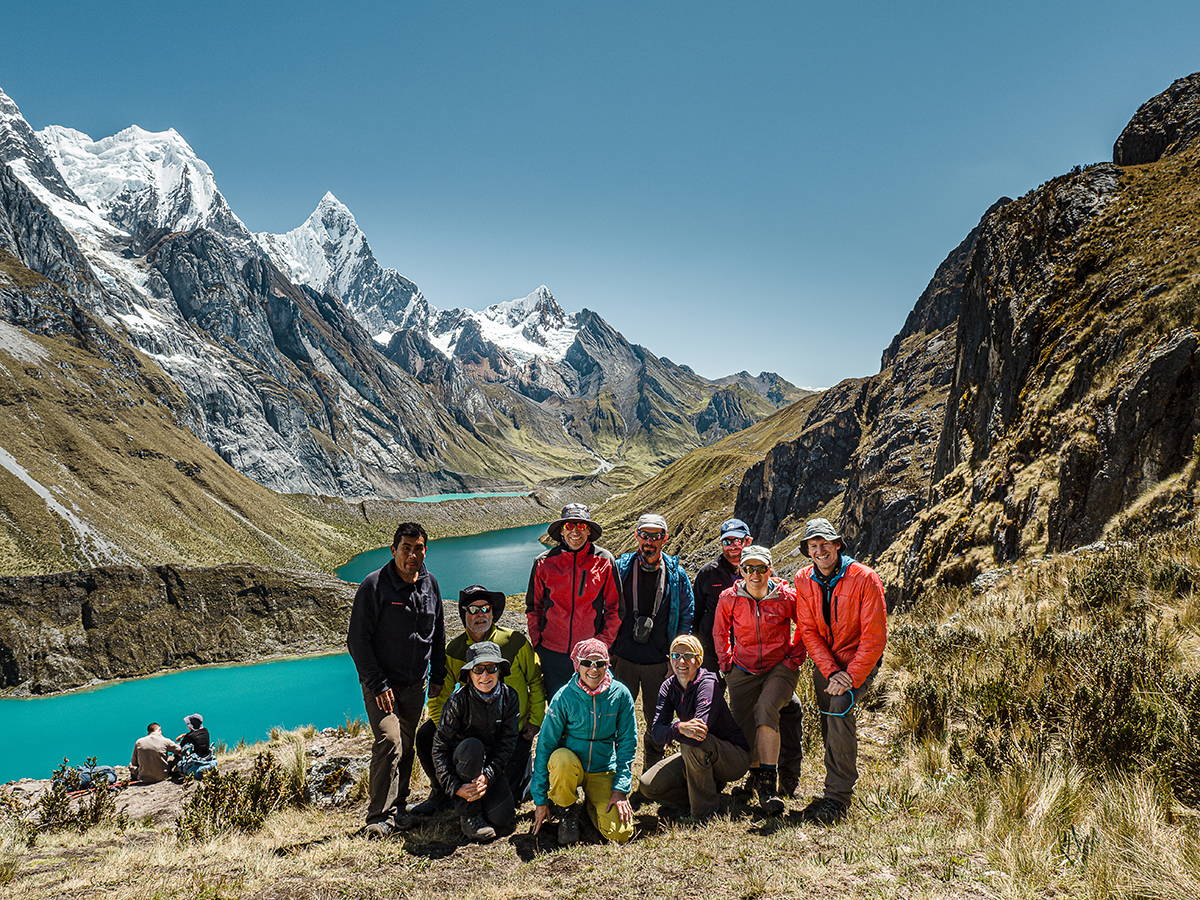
531, 675, 638, 805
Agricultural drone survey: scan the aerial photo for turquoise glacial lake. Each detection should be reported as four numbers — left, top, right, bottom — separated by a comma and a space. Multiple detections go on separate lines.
400, 490, 529, 503
0, 522, 549, 784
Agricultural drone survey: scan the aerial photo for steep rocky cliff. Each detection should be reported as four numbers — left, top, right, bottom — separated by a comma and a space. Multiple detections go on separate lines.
0, 564, 355, 694
601, 73, 1200, 594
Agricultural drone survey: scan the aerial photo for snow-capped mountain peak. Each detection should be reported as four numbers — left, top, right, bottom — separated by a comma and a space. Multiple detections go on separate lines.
428, 286, 579, 363
37, 121, 256, 258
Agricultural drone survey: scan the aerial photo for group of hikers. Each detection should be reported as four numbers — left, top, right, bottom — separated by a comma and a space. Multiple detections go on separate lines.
128, 714, 215, 783
346, 503, 887, 844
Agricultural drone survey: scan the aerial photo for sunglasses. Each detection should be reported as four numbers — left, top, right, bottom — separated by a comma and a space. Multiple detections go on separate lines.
578, 659, 609, 670
721, 537, 746, 546
741, 564, 769, 575
636, 529, 667, 541
466, 605, 491, 615
562, 521, 590, 531
668, 651, 700, 662
472, 663, 500, 675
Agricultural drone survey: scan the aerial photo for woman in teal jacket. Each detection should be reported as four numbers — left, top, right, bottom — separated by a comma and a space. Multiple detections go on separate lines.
531, 638, 637, 845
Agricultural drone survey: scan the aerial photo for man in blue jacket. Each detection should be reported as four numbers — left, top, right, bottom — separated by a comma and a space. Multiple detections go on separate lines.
612, 513, 694, 769
531, 638, 637, 845
347, 522, 446, 839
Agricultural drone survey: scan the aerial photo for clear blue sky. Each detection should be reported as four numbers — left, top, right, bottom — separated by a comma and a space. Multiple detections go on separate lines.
3, 1, 1198, 386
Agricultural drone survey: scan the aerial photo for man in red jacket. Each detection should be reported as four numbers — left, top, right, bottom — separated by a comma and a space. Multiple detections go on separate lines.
793, 518, 887, 825
526, 504, 621, 698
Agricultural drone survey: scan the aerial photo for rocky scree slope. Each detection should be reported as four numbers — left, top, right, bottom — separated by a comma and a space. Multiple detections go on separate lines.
602, 73, 1200, 596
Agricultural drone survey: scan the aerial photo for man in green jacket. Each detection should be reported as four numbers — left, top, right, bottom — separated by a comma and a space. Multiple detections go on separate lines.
411, 585, 546, 815
531, 638, 637, 845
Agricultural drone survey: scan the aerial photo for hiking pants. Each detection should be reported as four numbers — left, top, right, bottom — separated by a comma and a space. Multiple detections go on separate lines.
538, 648, 576, 700
612, 656, 669, 770
639, 734, 750, 817
546, 747, 634, 843
362, 682, 424, 826
813, 666, 878, 806
417, 719, 534, 804
449, 737, 516, 834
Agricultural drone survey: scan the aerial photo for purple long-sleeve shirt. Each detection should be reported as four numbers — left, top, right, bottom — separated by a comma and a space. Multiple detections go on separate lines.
649, 668, 750, 751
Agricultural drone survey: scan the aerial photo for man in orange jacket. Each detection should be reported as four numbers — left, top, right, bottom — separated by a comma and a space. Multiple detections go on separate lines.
793, 518, 887, 825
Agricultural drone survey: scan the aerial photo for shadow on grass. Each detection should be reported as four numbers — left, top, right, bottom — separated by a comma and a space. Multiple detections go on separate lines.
748, 809, 809, 836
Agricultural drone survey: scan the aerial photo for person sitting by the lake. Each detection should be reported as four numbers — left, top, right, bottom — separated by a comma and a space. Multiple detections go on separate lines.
713, 545, 804, 816
531, 638, 636, 845
129, 722, 181, 784
411, 584, 546, 815
638, 634, 750, 820
611, 513, 693, 771
793, 518, 887, 826
432, 641, 522, 842
693, 517, 805, 799
176, 713, 210, 757
347, 521, 446, 839
525, 503, 621, 698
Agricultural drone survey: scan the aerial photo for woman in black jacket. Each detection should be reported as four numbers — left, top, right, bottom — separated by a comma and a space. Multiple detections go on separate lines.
433, 641, 521, 841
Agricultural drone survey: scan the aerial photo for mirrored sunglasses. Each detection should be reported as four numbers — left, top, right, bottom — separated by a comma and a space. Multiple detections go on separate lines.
721, 536, 746, 546
741, 564, 769, 575
471, 663, 499, 675
466, 605, 492, 615
578, 659, 609, 670
636, 529, 667, 541
668, 651, 700, 662
562, 521, 590, 531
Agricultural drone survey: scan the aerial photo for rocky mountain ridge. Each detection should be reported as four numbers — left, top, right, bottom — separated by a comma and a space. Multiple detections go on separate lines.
602, 73, 1200, 599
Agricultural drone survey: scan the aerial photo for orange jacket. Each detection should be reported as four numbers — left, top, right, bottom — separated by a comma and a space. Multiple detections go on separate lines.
713, 579, 806, 675
794, 557, 887, 687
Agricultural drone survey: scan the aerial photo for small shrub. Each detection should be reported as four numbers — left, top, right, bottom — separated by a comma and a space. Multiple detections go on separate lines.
33, 758, 127, 837
176, 751, 306, 844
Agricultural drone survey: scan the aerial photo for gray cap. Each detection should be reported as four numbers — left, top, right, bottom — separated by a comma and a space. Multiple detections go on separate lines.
459, 640, 511, 681
799, 518, 842, 556
740, 544, 772, 566
635, 513, 668, 532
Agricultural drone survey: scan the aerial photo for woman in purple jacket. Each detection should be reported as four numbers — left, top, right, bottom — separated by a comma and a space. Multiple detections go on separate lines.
638, 634, 751, 819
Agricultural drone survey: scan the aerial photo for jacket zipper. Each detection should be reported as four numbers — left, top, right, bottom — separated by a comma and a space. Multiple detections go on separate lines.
586, 692, 596, 771
569, 551, 577, 652
753, 595, 763, 672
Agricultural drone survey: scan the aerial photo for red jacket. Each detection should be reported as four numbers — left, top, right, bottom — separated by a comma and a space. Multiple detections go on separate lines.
794, 557, 887, 688
713, 579, 805, 675
525, 543, 621, 655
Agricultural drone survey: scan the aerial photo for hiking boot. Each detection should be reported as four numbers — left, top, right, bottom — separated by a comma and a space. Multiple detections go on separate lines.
754, 769, 785, 817
391, 811, 418, 832
731, 774, 754, 800
408, 791, 448, 816
361, 821, 392, 840
460, 814, 497, 842
800, 796, 848, 826
778, 774, 800, 799
554, 803, 581, 846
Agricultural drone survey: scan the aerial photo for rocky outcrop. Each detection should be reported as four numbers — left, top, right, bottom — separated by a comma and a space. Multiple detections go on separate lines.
1113, 73, 1200, 165
0, 564, 356, 695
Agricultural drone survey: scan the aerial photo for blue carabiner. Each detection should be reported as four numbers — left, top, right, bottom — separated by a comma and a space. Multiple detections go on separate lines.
821, 688, 855, 717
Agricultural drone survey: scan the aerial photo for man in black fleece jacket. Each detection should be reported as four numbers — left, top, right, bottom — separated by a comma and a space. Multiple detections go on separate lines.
347, 522, 446, 838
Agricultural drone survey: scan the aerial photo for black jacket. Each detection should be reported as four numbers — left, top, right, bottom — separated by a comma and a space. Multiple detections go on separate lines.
432, 683, 520, 795
347, 562, 446, 695
692, 555, 739, 654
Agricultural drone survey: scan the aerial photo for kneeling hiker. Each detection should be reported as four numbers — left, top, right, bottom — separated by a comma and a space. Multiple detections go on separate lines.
639, 634, 749, 819
413, 585, 545, 814
531, 639, 636, 845
713, 545, 805, 815
794, 518, 887, 825
432, 642, 521, 842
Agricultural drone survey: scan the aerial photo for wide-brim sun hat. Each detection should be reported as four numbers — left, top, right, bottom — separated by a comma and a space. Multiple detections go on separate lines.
458, 584, 506, 623
548, 503, 602, 543
459, 640, 511, 681
799, 518, 843, 557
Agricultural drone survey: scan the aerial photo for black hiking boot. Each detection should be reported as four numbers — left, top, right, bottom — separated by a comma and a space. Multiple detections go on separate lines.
460, 814, 497, 842
731, 773, 754, 800
554, 803, 581, 845
408, 790, 448, 816
755, 769, 785, 817
800, 796, 848, 826
778, 774, 800, 799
